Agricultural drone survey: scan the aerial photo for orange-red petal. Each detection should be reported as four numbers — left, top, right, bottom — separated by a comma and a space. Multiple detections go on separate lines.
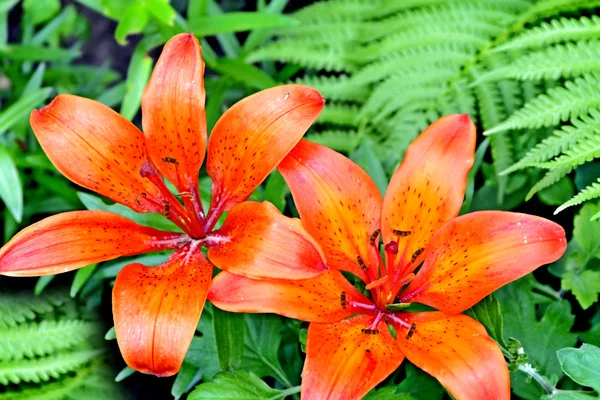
0, 211, 184, 277
30, 95, 162, 214
392, 312, 510, 400
208, 269, 371, 323
206, 85, 324, 214
113, 246, 212, 377
400, 211, 566, 314
279, 140, 383, 282
207, 201, 326, 280
302, 315, 404, 400
382, 114, 476, 284
141, 33, 206, 193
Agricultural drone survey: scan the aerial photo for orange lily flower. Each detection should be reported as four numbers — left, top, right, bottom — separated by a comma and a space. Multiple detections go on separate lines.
0, 33, 325, 376
208, 114, 567, 399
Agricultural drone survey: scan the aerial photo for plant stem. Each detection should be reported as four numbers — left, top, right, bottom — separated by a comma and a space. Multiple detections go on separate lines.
518, 363, 555, 395
272, 385, 301, 399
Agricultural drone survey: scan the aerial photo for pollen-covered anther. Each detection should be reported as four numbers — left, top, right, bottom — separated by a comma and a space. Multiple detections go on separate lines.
163, 201, 171, 219
161, 156, 179, 165
356, 255, 369, 271
365, 275, 388, 290
406, 323, 417, 340
411, 247, 424, 263
396, 272, 415, 288
361, 328, 379, 335
340, 291, 346, 309
393, 229, 412, 237
369, 229, 381, 246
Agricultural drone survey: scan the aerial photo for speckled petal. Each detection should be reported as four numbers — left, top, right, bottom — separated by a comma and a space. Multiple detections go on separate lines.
142, 33, 206, 193
30, 95, 163, 213
382, 114, 475, 283
279, 140, 383, 282
208, 269, 370, 323
302, 315, 404, 400
207, 201, 327, 280
0, 211, 184, 276
401, 211, 566, 314
391, 312, 510, 400
206, 85, 324, 214
113, 246, 212, 377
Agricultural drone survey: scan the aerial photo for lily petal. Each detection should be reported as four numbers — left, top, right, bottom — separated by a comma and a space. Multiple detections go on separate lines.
279, 140, 383, 282
208, 269, 370, 323
113, 246, 212, 377
400, 211, 566, 314
382, 114, 475, 283
206, 85, 324, 217
392, 312, 509, 400
207, 201, 327, 280
142, 33, 206, 193
302, 315, 404, 400
30, 95, 162, 214
0, 211, 184, 276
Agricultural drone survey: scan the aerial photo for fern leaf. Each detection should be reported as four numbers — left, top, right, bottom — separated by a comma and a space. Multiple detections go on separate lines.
494, 15, 600, 52
293, 0, 379, 23
504, 109, 600, 174
556, 177, 600, 213
306, 130, 361, 152
317, 103, 361, 127
527, 168, 572, 200
0, 320, 101, 361
484, 74, 600, 134
530, 131, 600, 171
477, 41, 600, 83
0, 349, 104, 385
292, 75, 369, 102
521, 0, 600, 21
0, 291, 68, 328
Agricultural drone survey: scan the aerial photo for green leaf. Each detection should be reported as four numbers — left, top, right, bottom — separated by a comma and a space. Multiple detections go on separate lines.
537, 177, 575, 206
77, 192, 179, 231
114, 366, 135, 382
557, 344, 600, 391
263, 171, 289, 212
210, 57, 277, 90
190, 12, 297, 37
0, 45, 79, 61
120, 43, 152, 120
114, 1, 149, 45
545, 391, 599, 400
104, 327, 116, 340
395, 362, 444, 400
574, 202, 600, 260
562, 270, 600, 309
464, 294, 506, 347
70, 264, 98, 297
364, 386, 416, 400
23, 0, 60, 26
350, 138, 387, 195
0, 0, 19, 13
146, 0, 176, 26
213, 308, 245, 372
189, 370, 295, 400
0, 88, 52, 135
34, 276, 55, 295
0, 144, 23, 222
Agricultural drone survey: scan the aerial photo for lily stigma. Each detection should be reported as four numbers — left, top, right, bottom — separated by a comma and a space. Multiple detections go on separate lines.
0, 33, 325, 376
208, 114, 567, 399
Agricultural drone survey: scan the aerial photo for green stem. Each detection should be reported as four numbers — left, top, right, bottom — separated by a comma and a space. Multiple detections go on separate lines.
272, 386, 301, 400
518, 364, 555, 395
531, 281, 562, 301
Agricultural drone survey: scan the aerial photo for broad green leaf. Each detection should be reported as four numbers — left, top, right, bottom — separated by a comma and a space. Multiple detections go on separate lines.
364, 386, 416, 400
115, 366, 135, 382
350, 137, 387, 195
213, 308, 245, 372
544, 392, 599, 400
120, 43, 152, 120
557, 344, 600, 391
34, 275, 55, 295
189, 370, 295, 400
465, 294, 506, 347
0, 144, 23, 222
574, 202, 600, 260
537, 177, 575, 206
114, 2, 149, 45
190, 12, 297, 37
203, 1, 241, 57
171, 359, 203, 399
210, 57, 277, 90
70, 264, 98, 297
146, 0, 176, 26
395, 363, 444, 400
23, 0, 60, 25
562, 270, 600, 310
263, 171, 288, 212
0, 88, 52, 135
0, 0, 19, 13
77, 192, 179, 231
0, 44, 79, 61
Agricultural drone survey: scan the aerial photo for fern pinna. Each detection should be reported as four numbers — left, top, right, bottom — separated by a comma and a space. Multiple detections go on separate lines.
250, 0, 600, 213
0, 290, 125, 399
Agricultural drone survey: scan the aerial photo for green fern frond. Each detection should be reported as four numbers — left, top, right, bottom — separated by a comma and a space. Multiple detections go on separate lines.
477, 41, 600, 82
0, 320, 101, 361
292, 75, 369, 102
317, 103, 361, 127
0, 349, 104, 385
522, 0, 600, 21
0, 291, 68, 328
293, 0, 379, 23
367, 86, 445, 124
494, 15, 600, 52
529, 131, 600, 171
504, 110, 600, 174
274, 21, 375, 45
246, 40, 354, 72
306, 130, 361, 152
556, 177, 600, 213
527, 167, 572, 200
484, 74, 600, 134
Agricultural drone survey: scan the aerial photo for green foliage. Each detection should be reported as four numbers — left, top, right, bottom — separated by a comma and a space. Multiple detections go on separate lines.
557, 344, 600, 392
188, 370, 299, 399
